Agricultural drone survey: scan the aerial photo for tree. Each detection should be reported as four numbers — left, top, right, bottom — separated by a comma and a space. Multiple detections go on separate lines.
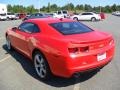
7, 4, 120, 14
47, 2, 50, 12
84, 4, 92, 11
111, 4, 117, 11
104, 5, 112, 13
51, 4, 58, 11
7, 4, 13, 12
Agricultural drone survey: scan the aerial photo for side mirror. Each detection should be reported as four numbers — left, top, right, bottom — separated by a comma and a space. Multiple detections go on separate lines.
12, 27, 18, 31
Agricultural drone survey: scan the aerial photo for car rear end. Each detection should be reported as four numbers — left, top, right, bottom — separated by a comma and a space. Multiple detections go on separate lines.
93, 13, 101, 20
65, 36, 114, 77
0, 13, 7, 20
48, 20, 114, 78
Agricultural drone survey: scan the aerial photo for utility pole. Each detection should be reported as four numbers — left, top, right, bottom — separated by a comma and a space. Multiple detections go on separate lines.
38, 0, 40, 12
100, 3, 101, 13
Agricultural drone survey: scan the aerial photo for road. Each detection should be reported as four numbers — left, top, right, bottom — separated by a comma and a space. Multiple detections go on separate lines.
0, 15, 120, 90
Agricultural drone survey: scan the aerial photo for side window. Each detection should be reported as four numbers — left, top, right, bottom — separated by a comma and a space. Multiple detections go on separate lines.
38, 13, 43, 16
58, 11, 62, 15
81, 13, 86, 15
87, 13, 93, 15
30, 14, 35, 17
33, 24, 40, 33
34, 13, 43, 16
81, 13, 93, 15
19, 23, 34, 33
19, 23, 40, 33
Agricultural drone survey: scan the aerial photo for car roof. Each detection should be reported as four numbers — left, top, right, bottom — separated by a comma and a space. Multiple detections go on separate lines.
26, 18, 74, 24
81, 12, 93, 13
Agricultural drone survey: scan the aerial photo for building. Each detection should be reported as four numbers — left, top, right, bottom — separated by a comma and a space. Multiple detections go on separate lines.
0, 3, 7, 14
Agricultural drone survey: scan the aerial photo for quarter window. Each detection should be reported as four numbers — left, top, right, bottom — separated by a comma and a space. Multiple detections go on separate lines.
19, 22, 40, 33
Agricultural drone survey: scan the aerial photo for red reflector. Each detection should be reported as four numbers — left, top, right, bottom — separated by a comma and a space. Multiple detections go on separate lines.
80, 46, 89, 52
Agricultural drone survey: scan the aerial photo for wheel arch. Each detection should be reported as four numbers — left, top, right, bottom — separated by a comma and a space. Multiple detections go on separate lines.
32, 48, 52, 74
5, 32, 8, 38
32, 48, 43, 60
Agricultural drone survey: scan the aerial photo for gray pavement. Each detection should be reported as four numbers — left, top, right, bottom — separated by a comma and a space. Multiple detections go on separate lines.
0, 15, 120, 90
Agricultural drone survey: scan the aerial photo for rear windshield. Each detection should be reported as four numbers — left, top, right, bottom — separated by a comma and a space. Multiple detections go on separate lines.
50, 22, 93, 35
63, 11, 67, 14
0, 14, 6, 16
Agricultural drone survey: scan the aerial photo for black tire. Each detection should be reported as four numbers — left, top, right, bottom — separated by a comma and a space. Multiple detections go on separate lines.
6, 36, 13, 51
91, 17, 96, 22
73, 17, 79, 21
33, 51, 52, 80
7, 17, 10, 21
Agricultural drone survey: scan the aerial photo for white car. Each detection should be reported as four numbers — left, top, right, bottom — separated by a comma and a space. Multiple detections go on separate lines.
6, 12, 16, 20
71, 12, 101, 21
53, 10, 69, 18
0, 13, 7, 20
112, 11, 120, 16
53, 13, 64, 18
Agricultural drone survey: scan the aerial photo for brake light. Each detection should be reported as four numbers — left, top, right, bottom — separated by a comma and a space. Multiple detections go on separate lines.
68, 46, 89, 53
68, 48, 79, 53
109, 39, 114, 45
80, 46, 89, 52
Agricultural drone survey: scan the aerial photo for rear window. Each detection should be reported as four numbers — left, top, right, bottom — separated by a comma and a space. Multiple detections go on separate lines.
63, 11, 67, 14
50, 22, 93, 35
0, 13, 6, 16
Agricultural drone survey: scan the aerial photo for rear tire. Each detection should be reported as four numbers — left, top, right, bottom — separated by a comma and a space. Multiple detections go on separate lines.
7, 17, 10, 21
73, 17, 79, 21
91, 17, 96, 22
33, 51, 52, 80
6, 36, 13, 51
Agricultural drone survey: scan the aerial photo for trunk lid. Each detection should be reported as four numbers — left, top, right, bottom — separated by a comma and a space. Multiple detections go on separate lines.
63, 31, 112, 50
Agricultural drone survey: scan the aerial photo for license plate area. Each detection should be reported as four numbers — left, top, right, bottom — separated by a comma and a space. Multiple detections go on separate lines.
97, 52, 106, 61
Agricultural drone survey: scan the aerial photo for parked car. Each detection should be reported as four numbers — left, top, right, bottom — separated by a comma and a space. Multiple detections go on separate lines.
71, 12, 101, 21
112, 11, 120, 16
44, 13, 54, 17
6, 12, 16, 20
6, 18, 115, 80
53, 10, 69, 18
0, 13, 7, 20
52, 13, 65, 18
15, 13, 20, 19
23, 13, 48, 21
16, 13, 26, 19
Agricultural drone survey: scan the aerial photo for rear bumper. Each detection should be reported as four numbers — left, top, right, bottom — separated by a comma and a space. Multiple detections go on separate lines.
67, 56, 112, 77
48, 44, 115, 78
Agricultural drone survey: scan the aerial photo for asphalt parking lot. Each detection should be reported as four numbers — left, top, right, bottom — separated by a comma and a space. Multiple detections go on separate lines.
0, 14, 120, 90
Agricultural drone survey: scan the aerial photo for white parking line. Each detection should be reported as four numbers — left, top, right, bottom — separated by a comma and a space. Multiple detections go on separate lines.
73, 83, 80, 90
0, 37, 5, 40
0, 55, 11, 63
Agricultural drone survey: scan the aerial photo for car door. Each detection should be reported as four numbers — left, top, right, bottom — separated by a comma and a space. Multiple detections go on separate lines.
78, 13, 87, 20
85, 13, 93, 20
79, 13, 92, 20
13, 22, 39, 57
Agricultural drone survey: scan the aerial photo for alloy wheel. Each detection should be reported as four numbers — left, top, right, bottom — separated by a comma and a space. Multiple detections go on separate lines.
34, 54, 47, 78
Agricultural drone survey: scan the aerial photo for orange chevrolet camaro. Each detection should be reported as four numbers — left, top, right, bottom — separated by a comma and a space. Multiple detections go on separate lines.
6, 18, 115, 80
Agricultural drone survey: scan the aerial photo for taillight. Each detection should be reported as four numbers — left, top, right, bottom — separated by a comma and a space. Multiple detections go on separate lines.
68, 46, 89, 58
109, 39, 114, 45
68, 48, 79, 54
68, 46, 89, 53
80, 46, 89, 52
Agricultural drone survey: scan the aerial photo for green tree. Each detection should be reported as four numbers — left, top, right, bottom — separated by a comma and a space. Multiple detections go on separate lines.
111, 4, 117, 11
47, 2, 50, 12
